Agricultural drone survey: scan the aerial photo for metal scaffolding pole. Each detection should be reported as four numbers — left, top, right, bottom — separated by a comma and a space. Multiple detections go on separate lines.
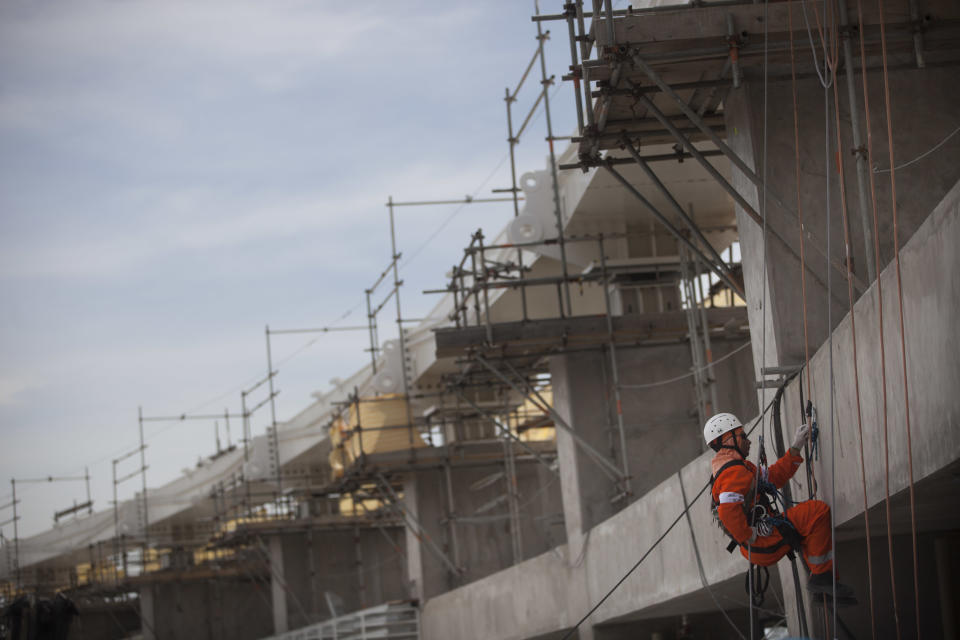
264, 326, 282, 493
10, 479, 19, 588
534, 5, 573, 317
837, 0, 876, 283
386, 197, 417, 459
137, 407, 150, 568
503, 86, 530, 322
693, 250, 720, 416
598, 237, 633, 498
679, 249, 709, 428
442, 460, 462, 577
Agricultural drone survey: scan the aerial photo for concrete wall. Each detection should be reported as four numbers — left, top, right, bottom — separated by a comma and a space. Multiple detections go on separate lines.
141, 576, 273, 640
272, 525, 407, 631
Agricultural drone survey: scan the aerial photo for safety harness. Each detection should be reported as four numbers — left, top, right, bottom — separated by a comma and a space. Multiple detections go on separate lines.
709, 455, 804, 558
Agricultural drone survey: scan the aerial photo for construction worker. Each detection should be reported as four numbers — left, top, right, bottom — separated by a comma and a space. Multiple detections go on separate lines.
704, 412, 853, 598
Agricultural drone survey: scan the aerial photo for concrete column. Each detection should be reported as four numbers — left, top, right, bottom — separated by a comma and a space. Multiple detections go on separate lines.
550, 351, 613, 561
140, 584, 156, 640
269, 535, 288, 634
402, 473, 425, 603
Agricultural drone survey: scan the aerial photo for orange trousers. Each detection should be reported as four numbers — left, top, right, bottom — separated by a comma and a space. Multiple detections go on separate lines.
739, 499, 833, 574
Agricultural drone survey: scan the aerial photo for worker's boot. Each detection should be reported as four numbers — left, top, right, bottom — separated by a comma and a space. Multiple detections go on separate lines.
806, 571, 854, 599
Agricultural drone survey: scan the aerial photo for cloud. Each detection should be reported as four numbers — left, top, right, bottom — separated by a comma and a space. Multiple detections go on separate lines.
0, 372, 42, 406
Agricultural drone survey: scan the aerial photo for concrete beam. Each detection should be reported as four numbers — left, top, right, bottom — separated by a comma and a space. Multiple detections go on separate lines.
434, 307, 748, 359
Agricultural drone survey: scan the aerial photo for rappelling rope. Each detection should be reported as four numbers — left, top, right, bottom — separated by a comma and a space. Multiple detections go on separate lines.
825, 3, 879, 634
753, 0, 773, 634
875, 0, 922, 634
852, 0, 895, 635
787, 0, 820, 505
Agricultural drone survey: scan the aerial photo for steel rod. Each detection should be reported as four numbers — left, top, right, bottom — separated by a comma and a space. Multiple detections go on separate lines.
599, 237, 633, 497
504, 86, 530, 322
137, 406, 149, 567
264, 327, 282, 493
11, 479, 20, 587
267, 326, 368, 335
365, 290, 379, 374
533, 0, 752, 22
141, 413, 244, 422
387, 197, 418, 459
836, 0, 877, 284
535, 11, 573, 317
560, 149, 725, 170
693, 249, 720, 416
575, 0, 597, 127
388, 197, 519, 207
512, 46, 542, 99
565, 9, 586, 132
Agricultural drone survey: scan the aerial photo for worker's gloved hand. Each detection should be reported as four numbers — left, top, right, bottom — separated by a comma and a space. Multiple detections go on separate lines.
756, 519, 774, 537
746, 527, 758, 544
791, 423, 811, 451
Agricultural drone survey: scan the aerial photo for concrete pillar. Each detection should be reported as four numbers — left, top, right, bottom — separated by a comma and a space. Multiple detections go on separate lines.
140, 584, 156, 640
551, 351, 618, 552
550, 342, 754, 544
269, 535, 288, 634
402, 473, 425, 603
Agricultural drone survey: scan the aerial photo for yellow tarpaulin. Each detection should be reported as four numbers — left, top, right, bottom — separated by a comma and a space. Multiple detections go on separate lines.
328, 394, 427, 476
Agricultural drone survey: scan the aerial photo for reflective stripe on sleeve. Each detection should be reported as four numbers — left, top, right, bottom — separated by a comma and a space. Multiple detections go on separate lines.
719, 492, 744, 504
808, 550, 833, 564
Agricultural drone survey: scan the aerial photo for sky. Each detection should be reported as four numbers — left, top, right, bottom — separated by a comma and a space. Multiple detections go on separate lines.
0, 0, 582, 538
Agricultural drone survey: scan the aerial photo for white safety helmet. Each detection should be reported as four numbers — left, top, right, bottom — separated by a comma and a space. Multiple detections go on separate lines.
703, 413, 743, 448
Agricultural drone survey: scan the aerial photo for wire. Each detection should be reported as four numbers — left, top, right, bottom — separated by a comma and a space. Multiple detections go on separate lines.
873, 125, 960, 173
799, 0, 834, 89
399, 153, 510, 269
619, 340, 751, 390
400, 84, 564, 270
678, 471, 748, 640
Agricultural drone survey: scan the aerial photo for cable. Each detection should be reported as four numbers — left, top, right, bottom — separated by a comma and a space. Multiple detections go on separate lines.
799, 0, 834, 88
400, 83, 566, 271
754, 1, 772, 634
876, 0, 922, 631
873, 125, 959, 173
678, 471, 748, 640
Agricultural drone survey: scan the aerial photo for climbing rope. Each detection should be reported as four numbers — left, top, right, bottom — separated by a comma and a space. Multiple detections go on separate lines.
876, 0, 923, 630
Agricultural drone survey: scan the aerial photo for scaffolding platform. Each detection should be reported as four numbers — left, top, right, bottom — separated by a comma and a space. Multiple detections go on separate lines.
434, 307, 748, 359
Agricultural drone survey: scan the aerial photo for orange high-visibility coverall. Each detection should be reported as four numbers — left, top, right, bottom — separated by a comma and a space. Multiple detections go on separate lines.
711, 448, 834, 574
